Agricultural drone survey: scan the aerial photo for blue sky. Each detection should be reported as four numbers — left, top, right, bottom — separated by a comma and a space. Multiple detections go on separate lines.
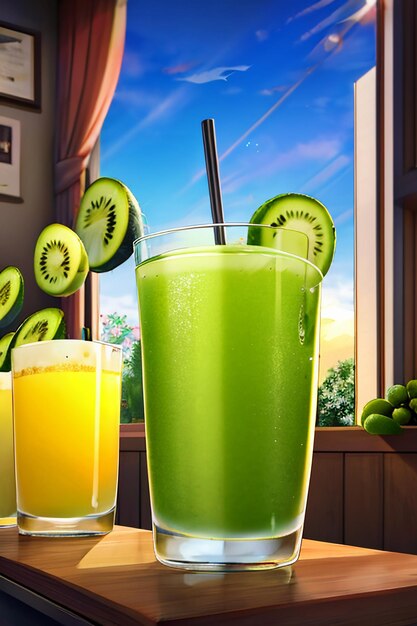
99, 0, 376, 335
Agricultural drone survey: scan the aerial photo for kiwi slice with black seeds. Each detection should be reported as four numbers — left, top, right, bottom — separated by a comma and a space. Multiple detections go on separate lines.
75, 177, 143, 273
2, 308, 65, 371
0, 332, 15, 371
248, 193, 336, 276
34, 224, 89, 297
13, 308, 65, 346
0, 266, 24, 329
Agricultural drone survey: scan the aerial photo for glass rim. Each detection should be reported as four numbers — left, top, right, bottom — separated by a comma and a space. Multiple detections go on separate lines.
11, 339, 123, 352
134, 222, 300, 245
134, 222, 323, 279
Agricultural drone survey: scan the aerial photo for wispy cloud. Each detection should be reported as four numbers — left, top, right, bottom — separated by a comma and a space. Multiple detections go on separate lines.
180, 65, 319, 193
220, 138, 342, 195
259, 85, 288, 96
223, 86, 243, 95
101, 88, 189, 162
121, 50, 149, 78
308, 33, 343, 62
113, 88, 160, 109
217, 65, 317, 164
301, 154, 350, 191
319, 271, 355, 381
299, 0, 358, 42
287, 0, 339, 24
334, 207, 353, 224
151, 198, 211, 233
340, 1, 376, 24
140, 89, 187, 127
255, 30, 269, 42
163, 62, 197, 75
312, 96, 331, 109
321, 274, 354, 325
177, 66, 251, 84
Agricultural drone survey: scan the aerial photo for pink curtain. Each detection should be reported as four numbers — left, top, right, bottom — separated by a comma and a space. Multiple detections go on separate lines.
55, 0, 127, 338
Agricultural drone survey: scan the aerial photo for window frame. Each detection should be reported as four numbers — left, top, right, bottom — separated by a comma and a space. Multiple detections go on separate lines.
86, 0, 399, 438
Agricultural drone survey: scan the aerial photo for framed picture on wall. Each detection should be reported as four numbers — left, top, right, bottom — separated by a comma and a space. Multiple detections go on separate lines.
0, 22, 41, 109
0, 116, 21, 198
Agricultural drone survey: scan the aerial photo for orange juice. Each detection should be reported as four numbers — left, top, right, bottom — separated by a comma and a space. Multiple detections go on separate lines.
0, 372, 16, 526
12, 340, 122, 536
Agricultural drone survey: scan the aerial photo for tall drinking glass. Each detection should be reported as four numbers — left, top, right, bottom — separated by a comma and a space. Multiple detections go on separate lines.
0, 372, 16, 527
135, 224, 323, 570
12, 340, 122, 536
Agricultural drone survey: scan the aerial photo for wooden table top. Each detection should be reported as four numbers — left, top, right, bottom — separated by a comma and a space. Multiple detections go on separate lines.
1, 526, 417, 625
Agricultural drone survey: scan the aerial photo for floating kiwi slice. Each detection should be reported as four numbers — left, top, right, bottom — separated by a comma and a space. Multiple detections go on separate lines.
0, 266, 24, 329
13, 308, 65, 348
34, 224, 89, 297
2, 308, 65, 371
0, 332, 15, 371
248, 193, 336, 276
75, 177, 143, 273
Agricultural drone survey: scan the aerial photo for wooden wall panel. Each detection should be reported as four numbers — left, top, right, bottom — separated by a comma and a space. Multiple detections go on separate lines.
344, 453, 383, 549
116, 451, 140, 529
118, 436, 417, 556
384, 453, 417, 553
304, 453, 344, 543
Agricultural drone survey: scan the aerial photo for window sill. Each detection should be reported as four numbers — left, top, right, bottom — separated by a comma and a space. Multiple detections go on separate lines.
120, 424, 417, 453
314, 426, 417, 452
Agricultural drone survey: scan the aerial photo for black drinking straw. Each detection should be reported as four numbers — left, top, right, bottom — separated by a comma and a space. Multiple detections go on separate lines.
201, 119, 226, 245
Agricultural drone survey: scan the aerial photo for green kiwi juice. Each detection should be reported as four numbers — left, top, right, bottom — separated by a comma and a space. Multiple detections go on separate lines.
136, 242, 322, 541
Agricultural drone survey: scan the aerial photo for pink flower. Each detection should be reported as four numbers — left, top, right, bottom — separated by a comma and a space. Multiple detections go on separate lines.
110, 327, 121, 337
132, 326, 140, 340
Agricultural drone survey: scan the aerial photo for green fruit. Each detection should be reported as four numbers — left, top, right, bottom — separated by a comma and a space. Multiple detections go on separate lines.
248, 193, 336, 276
363, 413, 403, 435
406, 379, 417, 399
0, 266, 24, 329
2, 308, 66, 371
14, 308, 65, 345
361, 398, 393, 427
34, 223, 89, 297
0, 332, 15, 372
75, 177, 143, 273
392, 407, 412, 425
409, 398, 417, 413
386, 384, 408, 407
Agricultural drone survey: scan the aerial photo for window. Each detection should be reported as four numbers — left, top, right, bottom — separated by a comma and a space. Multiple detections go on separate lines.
99, 0, 376, 425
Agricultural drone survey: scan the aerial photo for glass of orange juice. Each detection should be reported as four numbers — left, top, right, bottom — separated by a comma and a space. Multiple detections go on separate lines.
11, 340, 122, 536
0, 371, 16, 527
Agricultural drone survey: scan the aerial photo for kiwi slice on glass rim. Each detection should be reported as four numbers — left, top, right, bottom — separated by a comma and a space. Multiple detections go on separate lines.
248, 193, 336, 276
0, 266, 24, 329
34, 223, 89, 297
75, 177, 143, 273
0, 332, 15, 372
